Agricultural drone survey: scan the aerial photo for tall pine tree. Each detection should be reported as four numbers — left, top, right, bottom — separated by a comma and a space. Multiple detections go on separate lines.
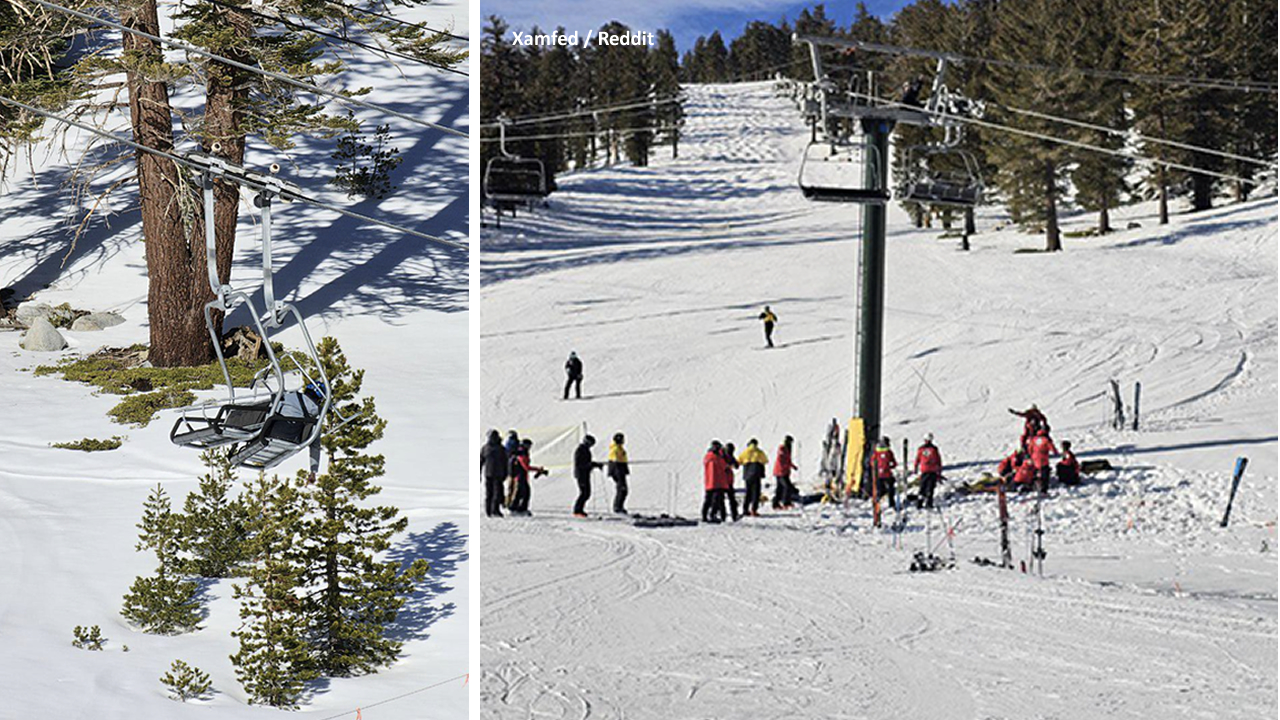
121, 484, 203, 634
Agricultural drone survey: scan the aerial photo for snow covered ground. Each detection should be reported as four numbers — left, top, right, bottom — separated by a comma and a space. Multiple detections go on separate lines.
0, 2, 469, 717
479, 82, 1277, 719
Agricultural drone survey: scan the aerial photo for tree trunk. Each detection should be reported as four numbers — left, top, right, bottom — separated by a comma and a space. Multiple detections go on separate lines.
123, 0, 213, 367
204, 49, 251, 330
1191, 172, 1213, 211
1098, 200, 1111, 236
1157, 113, 1169, 225
1044, 160, 1061, 252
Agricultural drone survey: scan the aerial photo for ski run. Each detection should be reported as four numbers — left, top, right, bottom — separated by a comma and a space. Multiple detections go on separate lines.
480, 82, 1277, 719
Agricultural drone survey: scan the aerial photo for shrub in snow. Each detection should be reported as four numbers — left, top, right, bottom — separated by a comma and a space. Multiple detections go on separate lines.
161, 660, 212, 702
180, 450, 251, 578
72, 625, 105, 650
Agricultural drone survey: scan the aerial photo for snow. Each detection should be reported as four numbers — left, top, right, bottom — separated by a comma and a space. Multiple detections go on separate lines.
0, 1, 469, 716
480, 82, 1277, 718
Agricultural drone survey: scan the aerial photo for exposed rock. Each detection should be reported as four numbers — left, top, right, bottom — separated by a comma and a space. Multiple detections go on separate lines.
70, 312, 126, 332
15, 302, 53, 327
20, 317, 67, 351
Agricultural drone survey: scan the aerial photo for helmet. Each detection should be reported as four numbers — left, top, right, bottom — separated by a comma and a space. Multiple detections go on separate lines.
507, 429, 518, 438
748, 438, 758, 446
710, 440, 722, 451
487, 429, 500, 442
583, 434, 595, 446
569, 351, 578, 358
521, 438, 533, 449
613, 432, 624, 443
924, 433, 934, 444
1031, 403, 1039, 411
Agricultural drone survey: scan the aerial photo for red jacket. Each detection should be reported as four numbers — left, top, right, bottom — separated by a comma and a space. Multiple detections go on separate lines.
1013, 460, 1036, 485
773, 444, 796, 478
872, 447, 897, 479
1028, 435, 1058, 469
997, 453, 1019, 478
915, 443, 942, 474
1058, 449, 1078, 470
705, 451, 728, 490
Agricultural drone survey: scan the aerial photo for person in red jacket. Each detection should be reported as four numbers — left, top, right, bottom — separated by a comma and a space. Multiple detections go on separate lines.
997, 449, 1023, 483
914, 433, 943, 509
1027, 429, 1058, 494
1009, 404, 1050, 451
871, 437, 897, 507
772, 436, 799, 510
1012, 454, 1036, 489
702, 441, 729, 523
508, 439, 547, 516
1056, 440, 1081, 486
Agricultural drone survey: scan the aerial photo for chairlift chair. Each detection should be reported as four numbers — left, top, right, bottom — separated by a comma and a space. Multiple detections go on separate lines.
897, 144, 983, 208
169, 148, 354, 472
798, 140, 889, 204
483, 117, 549, 208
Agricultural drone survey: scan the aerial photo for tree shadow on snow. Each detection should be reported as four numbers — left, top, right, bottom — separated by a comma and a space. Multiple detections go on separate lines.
383, 520, 467, 644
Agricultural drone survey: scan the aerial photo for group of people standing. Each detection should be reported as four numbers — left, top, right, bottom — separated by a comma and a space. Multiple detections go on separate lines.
702, 436, 798, 523
866, 433, 945, 512
479, 429, 633, 518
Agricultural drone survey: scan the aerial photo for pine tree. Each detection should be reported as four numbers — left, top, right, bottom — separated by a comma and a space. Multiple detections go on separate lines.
294, 337, 429, 677
180, 449, 251, 578
1069, 0, 1131, 234
121, 484, 203, 634
650, 30, 684, 160
231, 473, 316, 708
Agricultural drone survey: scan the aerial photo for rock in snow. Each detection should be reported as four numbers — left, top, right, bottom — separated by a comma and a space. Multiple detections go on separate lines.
70, 312, 125, 332
20, 317, 67, 351
14, 301, 53, 327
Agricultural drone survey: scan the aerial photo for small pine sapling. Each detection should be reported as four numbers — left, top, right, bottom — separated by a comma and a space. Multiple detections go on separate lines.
330, 117, 403, 199
181, 449, 251, 578
72, 624, 106, 650
161, 659, 213, 702
121, 484, 203, 634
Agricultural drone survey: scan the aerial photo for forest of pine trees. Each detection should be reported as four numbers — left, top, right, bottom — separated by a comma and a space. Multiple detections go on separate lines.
482, 1, 1276, 240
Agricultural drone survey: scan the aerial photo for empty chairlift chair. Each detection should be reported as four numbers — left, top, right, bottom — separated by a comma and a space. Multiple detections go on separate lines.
169, 149, 353, 472
798, 140, 890, 204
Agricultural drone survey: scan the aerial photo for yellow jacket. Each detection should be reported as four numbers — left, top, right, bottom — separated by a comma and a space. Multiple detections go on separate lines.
608, 443, 628, 463
738, 445, 768, 465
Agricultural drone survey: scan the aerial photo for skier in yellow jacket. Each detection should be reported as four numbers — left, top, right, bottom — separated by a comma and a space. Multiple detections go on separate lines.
608, 432, 631, 515
737, 439, 769, 516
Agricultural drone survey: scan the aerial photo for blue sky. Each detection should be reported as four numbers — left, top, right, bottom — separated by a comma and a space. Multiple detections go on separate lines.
482, 1, 917, 54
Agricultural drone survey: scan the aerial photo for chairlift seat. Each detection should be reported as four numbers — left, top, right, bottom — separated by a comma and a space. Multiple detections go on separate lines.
800, 184, 890, 203
901, 181, 980, 207
170, 401, 272, 449
229, 415, 318, 470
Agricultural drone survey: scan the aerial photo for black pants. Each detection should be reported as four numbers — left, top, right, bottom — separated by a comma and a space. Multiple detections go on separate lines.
1057, 464, 1079, 486
510, 478, 531, 513
917, 472, 939, 509
773, 476, 795, 508
726, 484, 740, 520
764, 322, 775, 347
612, 478, 628, 514
744, 477, 761, 515
573, 475, 591, 515
877, 475, 896, 508
564, 376, 582, 399
1036, 466, 1051, 494
484, 475, 505, 516
702, 489, 727, 522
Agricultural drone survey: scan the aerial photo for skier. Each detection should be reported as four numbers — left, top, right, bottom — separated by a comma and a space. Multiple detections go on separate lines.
914, 433, 943, 509
508, 439, 547, 516
721, 442, 741, 522
564, 351, 584, 400
702, 440, 728, 523
479, 429, 509, 518
1056, 440, 1081, 486
503, 429, 521, 508
572, 434, 603, 517
772, 435, 798, 509
997, 449, 1025, 483
608, 432, 631, 515
1009, 404, 1050, 450
1027, 429, 1058, 494
737, 438, 768, 517
758, 306, 778, 348
871, 437, 898, 507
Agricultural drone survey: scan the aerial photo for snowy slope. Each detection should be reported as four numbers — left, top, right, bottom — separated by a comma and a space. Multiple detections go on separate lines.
479, 82, 1277, 719
0, 3, 470, 717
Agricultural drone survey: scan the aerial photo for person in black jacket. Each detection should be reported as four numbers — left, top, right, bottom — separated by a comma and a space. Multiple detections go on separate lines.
564, 351, 584, 400
479, 429, 509, 517
572, 434, 603, 517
